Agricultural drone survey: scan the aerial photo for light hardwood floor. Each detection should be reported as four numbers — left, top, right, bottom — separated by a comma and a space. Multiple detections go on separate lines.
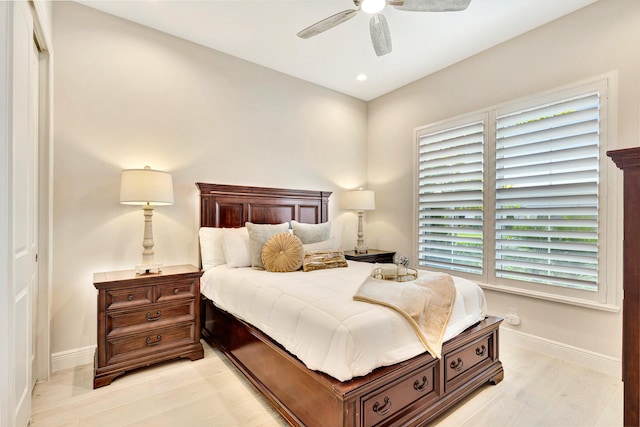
31, 340, 622, 426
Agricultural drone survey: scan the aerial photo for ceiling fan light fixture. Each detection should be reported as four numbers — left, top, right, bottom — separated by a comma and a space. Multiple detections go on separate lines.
297, 0, 472, 56
361, 0, 386, 14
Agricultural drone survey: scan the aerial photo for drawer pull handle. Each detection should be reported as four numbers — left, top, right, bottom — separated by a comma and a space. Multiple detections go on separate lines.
127, 294, 134, 301
476, 345, 487, 356
413, 375, 429, 392
146, 335, 162, 346
145, 311, 162, 321
372, 396, 391, 416
450, 357, 464, 371
173, 288, 179, 295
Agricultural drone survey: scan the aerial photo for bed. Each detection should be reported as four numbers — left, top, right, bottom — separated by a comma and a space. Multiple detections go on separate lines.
197, 182, 504, 427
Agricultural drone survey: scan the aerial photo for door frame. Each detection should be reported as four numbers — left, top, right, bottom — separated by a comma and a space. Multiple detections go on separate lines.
31, 0, 53, 385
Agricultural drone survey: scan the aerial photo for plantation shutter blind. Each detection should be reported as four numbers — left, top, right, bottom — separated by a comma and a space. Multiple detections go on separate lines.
494, 93, 600, 291
418, 121, 484, 274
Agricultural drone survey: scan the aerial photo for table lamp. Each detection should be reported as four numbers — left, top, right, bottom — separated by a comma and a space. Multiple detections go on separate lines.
344, 189, 375, 254
120, 166, 173, 274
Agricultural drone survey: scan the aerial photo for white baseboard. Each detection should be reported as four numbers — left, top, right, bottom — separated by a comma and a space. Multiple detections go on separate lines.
500, 328, 622, 378
51, 345, 96, 372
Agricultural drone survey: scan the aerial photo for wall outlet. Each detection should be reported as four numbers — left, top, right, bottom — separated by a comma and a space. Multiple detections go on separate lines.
505, 313, 521, 325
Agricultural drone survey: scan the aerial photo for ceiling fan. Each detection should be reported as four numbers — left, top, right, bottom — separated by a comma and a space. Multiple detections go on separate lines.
297, 0, 472, 56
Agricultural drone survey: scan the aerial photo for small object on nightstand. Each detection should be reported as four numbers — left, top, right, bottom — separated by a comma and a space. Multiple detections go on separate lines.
93, 264, 204, 388
371, 266, 418, 282
344, 249, 396, 264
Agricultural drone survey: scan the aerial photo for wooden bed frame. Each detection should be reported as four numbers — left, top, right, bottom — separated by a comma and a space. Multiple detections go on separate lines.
197, 182, 504, 427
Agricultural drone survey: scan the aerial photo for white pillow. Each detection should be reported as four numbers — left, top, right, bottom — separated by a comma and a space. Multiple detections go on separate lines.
222, 227, 251, 268
303, 238, 336, 252
291, 220, 331, 244
199, 227, 226, 270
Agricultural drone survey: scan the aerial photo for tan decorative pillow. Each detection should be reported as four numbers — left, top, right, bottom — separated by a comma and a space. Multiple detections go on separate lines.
262, 232, 304, 272
302, 250, 348, 272
246, 222, 290, 269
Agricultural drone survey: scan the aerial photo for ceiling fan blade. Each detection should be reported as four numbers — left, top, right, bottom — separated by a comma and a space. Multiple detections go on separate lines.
370, 14, 392, 57
297, 9, 359, 39
393, 0, 472, 12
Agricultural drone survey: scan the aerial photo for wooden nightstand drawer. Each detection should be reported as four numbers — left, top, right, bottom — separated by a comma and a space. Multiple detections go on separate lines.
106, 286, 153, 310
156, 280, 195, 302
106, 301, 196, 337
105, 324, 195, 366
362, 362, 436, 426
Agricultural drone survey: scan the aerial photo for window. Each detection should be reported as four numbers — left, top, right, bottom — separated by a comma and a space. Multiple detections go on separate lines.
416, 78, 614, 307
417, 119, 485, 275
495, 93, 600, 291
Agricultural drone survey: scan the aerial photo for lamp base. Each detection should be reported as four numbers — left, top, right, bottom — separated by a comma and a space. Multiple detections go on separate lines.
355, 246, 368, 254
135, 263, 163, 274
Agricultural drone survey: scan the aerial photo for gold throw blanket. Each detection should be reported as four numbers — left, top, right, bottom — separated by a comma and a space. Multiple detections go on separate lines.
353, 272, 456, 359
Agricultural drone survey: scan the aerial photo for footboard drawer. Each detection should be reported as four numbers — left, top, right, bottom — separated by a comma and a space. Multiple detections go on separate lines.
362, 361, 437, 427
444, 333, 493, 390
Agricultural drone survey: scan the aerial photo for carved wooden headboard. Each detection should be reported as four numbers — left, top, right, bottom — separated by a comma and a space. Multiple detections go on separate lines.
196, 183, 332, 228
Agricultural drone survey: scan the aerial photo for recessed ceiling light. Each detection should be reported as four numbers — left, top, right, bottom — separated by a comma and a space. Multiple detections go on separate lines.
356, 74, 368, 81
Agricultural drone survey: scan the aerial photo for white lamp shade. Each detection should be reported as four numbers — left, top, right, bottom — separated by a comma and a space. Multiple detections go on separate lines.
361, 0, 386, 14
120, 166, 174, 206
344, 190, 375, 211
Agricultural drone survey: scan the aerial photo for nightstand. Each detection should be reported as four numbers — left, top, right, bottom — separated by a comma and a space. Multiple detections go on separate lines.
344, 249, 396, 264
93, 264, 204, 388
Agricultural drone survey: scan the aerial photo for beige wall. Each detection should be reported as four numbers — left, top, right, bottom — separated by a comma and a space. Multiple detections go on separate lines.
52, 2, 368, 355
53, 0, 636, 366
367, 0, 640, 361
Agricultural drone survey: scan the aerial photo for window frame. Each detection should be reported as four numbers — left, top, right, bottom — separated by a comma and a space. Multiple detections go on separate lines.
413, 76, 620, 311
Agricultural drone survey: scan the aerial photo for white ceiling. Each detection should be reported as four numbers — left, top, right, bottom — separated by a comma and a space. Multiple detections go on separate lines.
76, 0, 597, 101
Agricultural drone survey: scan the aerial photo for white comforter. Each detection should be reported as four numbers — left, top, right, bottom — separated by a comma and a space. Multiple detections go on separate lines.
201, 261, 486, 381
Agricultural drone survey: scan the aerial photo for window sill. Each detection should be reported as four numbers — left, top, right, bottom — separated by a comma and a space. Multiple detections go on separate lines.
478, 282, 621, 313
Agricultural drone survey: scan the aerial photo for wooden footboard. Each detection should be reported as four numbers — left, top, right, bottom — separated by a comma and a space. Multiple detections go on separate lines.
201, 296, 503, 427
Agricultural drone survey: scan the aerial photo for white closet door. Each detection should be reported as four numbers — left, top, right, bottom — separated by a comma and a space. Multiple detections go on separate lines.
11, 1, 36, 425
